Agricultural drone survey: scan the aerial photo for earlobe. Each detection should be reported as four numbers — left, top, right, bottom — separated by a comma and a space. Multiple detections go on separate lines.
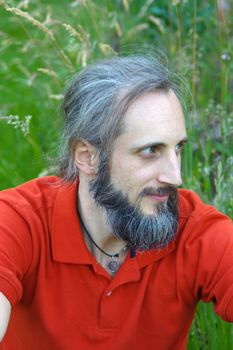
74, 140, 98, 176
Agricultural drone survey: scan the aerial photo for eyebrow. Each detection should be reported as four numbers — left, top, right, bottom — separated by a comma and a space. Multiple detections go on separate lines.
131, 137, 188, 152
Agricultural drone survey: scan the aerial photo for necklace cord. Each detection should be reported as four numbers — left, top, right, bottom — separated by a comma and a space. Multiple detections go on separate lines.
78, 211, 127, 259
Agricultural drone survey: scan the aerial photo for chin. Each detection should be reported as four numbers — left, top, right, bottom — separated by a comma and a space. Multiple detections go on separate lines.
139, 200, 166, 216
139, 205, 159, 217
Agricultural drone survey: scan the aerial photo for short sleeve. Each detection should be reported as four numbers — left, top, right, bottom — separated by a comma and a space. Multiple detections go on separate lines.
182, 210, 233, 321
0, 199, 33, 306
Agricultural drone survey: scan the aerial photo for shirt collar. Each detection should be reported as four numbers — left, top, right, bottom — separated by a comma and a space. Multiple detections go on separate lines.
51, 180, 92, 264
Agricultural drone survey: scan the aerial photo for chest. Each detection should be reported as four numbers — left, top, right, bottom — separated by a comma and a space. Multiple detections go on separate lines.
8, 256, 196, 350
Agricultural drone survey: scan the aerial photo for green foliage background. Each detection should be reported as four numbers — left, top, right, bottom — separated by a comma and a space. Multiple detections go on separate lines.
0, 0, 233, 348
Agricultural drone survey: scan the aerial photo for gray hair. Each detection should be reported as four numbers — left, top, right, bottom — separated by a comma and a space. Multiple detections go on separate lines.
60, 54, 180, 182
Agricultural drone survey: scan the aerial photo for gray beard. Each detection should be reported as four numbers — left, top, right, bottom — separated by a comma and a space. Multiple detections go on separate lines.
89, 164, 179, 251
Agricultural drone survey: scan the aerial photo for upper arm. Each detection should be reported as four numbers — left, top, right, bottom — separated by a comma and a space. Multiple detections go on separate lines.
0, 292, 11, 342
0, 200, 34, 306
182, 211, 233, 321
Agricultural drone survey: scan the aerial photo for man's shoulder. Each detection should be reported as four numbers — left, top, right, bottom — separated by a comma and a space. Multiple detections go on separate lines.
178, 188, 219, 220
0, 176, 62, 211
177, 188, 232, 242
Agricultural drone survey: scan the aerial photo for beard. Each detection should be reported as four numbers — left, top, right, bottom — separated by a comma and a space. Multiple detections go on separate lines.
89, 160, 179, 251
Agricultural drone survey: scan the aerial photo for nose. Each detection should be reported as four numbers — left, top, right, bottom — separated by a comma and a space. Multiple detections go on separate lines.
156, 152, 182, 187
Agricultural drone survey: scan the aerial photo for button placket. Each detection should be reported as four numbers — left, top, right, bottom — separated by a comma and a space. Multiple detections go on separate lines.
98, 287, 119, 329
98, 259, 141, 329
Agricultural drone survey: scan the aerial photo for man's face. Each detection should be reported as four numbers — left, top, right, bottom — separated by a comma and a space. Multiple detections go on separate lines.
90, 89, 187, 250
110, 89, 187, 214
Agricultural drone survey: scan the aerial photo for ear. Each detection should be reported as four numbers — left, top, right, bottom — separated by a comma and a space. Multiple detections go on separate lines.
74, 140, 98, 176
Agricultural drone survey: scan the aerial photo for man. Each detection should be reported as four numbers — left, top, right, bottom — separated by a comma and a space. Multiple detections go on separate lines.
0, 55, 232, 350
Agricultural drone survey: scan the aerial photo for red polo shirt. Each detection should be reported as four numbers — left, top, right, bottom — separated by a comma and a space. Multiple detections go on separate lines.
0, 176, 232, 350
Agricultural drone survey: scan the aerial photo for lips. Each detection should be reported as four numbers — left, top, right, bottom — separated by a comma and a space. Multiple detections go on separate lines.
148, 191, 171, 196
140, 186, 175, 202
141, 186, 175, 196
147, 193, 169, 202
144, 190, 172, 197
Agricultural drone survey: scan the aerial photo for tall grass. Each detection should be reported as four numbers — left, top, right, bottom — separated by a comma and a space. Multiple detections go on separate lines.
0, 0, 233, 348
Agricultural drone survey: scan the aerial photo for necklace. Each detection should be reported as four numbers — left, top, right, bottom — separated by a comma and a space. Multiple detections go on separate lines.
78, 212, 128, 274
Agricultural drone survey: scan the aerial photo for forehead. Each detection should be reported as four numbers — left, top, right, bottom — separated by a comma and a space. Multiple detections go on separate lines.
121, 90, 186, 143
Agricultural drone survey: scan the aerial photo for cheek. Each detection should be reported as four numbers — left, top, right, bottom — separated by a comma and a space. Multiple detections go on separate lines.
111, 159, 157, 201
111, 161, 137, 189
111, 161, 138, 199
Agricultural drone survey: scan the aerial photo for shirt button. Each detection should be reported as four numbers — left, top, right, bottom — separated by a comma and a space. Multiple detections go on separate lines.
106, 291, 112, 296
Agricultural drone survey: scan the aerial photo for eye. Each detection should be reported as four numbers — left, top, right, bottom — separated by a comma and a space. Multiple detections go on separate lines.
143, 146, 155, 154
140, 146, 160, 158
175, 141, 186, 154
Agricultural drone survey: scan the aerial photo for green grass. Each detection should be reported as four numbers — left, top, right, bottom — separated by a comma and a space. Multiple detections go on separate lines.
0, 0, 233, 348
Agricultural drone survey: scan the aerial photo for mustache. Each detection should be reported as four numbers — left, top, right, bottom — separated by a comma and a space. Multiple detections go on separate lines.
139, 186, 177, 197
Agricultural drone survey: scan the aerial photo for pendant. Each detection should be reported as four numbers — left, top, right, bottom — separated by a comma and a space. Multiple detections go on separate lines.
107, 260, 120, 273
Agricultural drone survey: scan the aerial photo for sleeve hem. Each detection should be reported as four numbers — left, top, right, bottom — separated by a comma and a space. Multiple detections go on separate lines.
0, 276, 22, 307
225, 293, 233, 321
